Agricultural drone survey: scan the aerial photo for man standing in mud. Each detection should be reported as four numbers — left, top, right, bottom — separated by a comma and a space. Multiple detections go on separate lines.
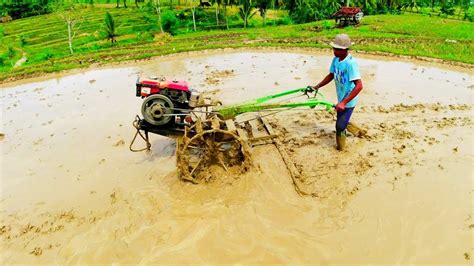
313, 34, 363, 151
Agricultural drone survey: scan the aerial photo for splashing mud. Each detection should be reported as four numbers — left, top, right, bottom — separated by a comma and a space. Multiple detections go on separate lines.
1, 49, 473, 264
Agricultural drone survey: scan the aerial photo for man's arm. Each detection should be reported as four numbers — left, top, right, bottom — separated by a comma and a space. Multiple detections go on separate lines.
335, 79, 363, 111
313, 73, 334, 90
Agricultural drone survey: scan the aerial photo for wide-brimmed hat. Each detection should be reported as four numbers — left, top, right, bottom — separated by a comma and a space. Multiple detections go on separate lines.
330, 34, 352, 49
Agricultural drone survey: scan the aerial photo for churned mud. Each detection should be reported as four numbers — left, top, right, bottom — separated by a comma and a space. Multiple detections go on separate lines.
1, 49, 473, 264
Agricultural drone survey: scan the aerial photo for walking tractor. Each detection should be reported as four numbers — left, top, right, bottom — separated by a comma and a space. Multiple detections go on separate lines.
130, 76, 335, 187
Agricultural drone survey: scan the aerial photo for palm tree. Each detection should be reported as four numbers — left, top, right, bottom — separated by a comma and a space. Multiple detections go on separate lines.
256, 0, 271, 26
104, 11, 117, 45
239, 0, 256, 28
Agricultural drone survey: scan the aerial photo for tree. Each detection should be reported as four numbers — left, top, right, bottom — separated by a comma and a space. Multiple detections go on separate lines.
328, 0, 342, 13
354, 0, 375, 14
211, 0, 222, 27
440, 0, 455, 15
239, 0, 256, 28
289, 0, 314, 23
2, 0, 52, 19
104, 11, 117, 45
189, 0, 197, 31
53, 1, 84, 55
256, 0, 271, 26
431, 0, 437, 12
402, 0, 420, 11
151, 0, 164, 33
382, 0, 403, 10
115, 0, 128, 8
283, 0, 297, 13
458, 0, 470, 19
222, 0, 236, 29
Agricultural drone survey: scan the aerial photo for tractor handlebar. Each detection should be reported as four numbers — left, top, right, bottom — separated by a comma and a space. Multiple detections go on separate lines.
303, 85, 320, 99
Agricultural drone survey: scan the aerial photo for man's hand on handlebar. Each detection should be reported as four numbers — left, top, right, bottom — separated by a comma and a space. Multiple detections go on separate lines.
305, 84, 320, 93
303, 85, 314, 95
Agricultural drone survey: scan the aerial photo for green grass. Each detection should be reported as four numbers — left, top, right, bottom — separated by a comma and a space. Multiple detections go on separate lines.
0, 6, 473, 82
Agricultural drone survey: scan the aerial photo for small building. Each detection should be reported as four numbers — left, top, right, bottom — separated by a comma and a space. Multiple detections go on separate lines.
333, 7, 363, 27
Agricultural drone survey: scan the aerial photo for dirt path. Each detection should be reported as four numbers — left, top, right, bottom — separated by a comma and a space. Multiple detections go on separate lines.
0, 50, 473, 264
13, 49, 27, 68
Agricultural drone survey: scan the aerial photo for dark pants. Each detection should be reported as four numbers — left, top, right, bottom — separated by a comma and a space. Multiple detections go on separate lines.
336, 107, 354, 135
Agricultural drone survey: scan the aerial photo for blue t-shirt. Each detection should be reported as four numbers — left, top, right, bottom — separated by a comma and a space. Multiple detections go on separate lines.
329, 54, 361, 108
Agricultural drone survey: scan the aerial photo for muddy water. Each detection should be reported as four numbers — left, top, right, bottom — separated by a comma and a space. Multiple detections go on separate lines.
1, 49, 473, 264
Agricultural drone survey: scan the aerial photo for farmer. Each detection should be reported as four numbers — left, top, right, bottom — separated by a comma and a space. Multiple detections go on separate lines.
313, 34, 363, 150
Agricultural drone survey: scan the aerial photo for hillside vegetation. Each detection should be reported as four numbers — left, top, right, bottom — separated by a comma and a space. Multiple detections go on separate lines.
0, 5, 473, 82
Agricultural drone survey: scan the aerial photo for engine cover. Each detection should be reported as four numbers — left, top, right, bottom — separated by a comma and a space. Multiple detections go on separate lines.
136, 77, 189, 97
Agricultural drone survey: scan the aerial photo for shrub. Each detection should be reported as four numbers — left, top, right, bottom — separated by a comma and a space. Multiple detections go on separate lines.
136, 31, 155, 42
89, 43, 101, 51
363, 5, 377, 15
313, 10, 326, 21
0, 5, 7, 17
141, 1, 155, 13
464, 7, 474, 22
247, 32, 257, 40
19, 35, 27, 46
440, 2, 455, 16
143, 13, 157, 24
193, 8, 207, 21
274, 16, 293, 25
6, 46, 15, 58
322, 20, 332, 30
161, 10, 178, 35
291, 5, 315, 24
2, 1, 50, 19
176, 9, 190, 20
247, 19, 258, 28
38, 50, 54, 61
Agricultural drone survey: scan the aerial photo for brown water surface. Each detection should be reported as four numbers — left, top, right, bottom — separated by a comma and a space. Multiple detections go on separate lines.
1, 50, 473, 264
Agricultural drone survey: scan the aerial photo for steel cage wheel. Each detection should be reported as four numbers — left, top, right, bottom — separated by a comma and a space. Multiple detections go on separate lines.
177, 128, 250, 183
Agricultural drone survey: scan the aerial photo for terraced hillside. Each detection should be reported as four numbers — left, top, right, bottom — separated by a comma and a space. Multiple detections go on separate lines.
0, 6, 473, 82
0, 7, 154, 70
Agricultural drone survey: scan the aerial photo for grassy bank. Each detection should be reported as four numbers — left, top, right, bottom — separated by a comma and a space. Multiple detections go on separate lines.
0, 7, 473, 83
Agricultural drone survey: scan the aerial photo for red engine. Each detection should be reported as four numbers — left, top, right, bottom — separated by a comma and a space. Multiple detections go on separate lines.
136, 77, 200, 127
136, 77, 191, 100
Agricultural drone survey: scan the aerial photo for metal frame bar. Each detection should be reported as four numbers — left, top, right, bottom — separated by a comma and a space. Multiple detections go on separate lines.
215, 87, 334, 119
